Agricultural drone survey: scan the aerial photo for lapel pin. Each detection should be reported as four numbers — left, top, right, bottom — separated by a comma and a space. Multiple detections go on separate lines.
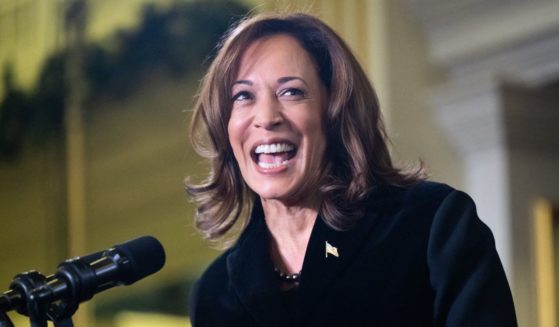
325, 241, 339, 258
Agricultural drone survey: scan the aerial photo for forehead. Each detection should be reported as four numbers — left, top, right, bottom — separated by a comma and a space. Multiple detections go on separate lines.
235, 34, 318, 79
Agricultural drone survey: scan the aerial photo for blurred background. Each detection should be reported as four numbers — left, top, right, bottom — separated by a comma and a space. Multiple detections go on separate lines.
1, 0, 558, 326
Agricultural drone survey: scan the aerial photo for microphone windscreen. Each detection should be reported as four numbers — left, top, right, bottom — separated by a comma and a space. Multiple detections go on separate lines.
112, 236, 166, 284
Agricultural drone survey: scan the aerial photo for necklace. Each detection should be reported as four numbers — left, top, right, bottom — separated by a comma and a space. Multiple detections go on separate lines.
274, 267, 301, 283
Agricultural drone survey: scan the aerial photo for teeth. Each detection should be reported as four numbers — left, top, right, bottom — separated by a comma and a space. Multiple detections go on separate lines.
255, 143, 294, 154
258, 160, 289, 169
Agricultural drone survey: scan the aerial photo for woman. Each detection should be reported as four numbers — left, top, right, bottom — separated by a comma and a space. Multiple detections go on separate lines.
187, 13, 517, 326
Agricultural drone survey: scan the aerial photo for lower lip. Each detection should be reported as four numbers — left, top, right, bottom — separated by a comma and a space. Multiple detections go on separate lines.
254, 159, 290, 174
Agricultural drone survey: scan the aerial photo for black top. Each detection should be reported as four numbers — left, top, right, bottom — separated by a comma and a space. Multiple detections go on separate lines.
280, 287, 297, 318
189, 181, 517, 326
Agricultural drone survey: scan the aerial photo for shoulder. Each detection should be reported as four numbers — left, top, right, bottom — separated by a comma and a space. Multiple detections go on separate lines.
369, 180, 493, 252
364, 181, 483, 247
190, 208, 262, 303
189, 250, 233, 322
369, 180, 456, 215
190, 235, 266, 326
400, 180, 455, 205
389, 181, 483, 236
191, 246, 233, 299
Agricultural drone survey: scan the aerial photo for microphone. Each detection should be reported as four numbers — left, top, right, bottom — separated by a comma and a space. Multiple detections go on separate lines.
0, 235, 165, 316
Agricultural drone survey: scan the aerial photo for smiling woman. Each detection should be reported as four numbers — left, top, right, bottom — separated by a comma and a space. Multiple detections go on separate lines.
186, 12, 517, 327
187, 13, 409, 241
228, 34, 327, 207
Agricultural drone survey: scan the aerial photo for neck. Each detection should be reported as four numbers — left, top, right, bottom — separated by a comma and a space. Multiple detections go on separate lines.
261, 197, 318, 275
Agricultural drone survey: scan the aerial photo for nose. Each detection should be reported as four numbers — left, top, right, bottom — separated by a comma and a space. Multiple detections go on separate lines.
253, 96, 283, 129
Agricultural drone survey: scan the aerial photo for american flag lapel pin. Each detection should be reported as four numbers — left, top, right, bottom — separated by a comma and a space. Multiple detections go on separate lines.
325, 241, 339, 258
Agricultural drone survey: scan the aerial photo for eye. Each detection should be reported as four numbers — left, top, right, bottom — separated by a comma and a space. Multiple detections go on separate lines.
279, 88, 306, 99
232, 91, 253, 102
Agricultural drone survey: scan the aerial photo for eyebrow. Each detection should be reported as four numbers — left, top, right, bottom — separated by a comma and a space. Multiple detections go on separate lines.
232, 76, 308, 87
277, 76, 308, 86
233, 80, 252, 86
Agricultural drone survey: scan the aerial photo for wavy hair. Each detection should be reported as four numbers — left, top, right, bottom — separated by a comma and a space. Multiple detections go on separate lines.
186, 12, 424, 243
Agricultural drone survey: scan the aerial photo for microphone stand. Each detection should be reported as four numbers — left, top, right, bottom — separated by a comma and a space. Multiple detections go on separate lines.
26, 288, 47, 327
26, 293, 76, 327
29, 287, 77, 327
3, 271, 77, 327
0, 311, 14, 327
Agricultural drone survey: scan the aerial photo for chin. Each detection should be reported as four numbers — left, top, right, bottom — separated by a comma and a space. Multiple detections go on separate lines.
253, 187, 290, 201
253, 181, 320, 207
250, 181, 296, 202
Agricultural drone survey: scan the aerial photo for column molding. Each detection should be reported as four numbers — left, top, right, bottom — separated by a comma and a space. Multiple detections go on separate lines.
430, 77, 511, 276
406, 0, 559, 84
404, 1, 559, 326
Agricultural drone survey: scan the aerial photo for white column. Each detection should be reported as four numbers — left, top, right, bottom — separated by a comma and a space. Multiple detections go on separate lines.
431, 78, 512, 277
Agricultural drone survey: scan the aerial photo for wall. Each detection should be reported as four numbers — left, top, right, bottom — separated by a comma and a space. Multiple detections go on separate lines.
1, 0, 469, 325
384, 0, 462, 186
505, 83, 559, 325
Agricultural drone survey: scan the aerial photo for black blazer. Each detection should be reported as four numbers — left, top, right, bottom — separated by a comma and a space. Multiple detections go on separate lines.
189, 182, 517, 326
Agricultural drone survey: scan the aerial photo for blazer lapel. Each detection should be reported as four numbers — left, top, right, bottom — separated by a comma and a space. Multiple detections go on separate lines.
294, 192, 385, 326
227, 201, 293, 326
226, 187, 389, 326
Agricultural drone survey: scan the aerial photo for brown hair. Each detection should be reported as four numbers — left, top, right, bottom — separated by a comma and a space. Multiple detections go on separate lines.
187, 12, 424, 242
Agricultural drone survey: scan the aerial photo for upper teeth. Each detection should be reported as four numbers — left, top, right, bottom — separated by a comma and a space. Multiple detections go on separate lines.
255, 143, 294, 154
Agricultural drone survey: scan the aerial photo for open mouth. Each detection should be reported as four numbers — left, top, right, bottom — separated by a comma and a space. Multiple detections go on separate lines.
252, 142, 297, 169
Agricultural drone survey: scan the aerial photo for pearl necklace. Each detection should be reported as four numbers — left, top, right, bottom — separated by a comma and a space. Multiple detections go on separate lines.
274, 267, 301, 283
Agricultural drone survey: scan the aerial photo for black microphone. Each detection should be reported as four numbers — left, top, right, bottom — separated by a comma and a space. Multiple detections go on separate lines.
0, 235, 165, 315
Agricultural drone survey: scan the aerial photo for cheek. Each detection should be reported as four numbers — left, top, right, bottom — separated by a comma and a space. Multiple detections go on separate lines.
304, 119, 327, 163
227, 118, 246, 159
227, 123, 239, 152
301, 113, 326, 144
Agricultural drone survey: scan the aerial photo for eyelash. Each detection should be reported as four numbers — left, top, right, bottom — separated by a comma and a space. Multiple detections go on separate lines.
280, 88, 306, 98
231, 88, 307, 102
232, 91, 252, 102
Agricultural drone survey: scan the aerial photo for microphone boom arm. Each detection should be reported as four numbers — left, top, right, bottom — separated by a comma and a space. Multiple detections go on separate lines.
0, 236, 165, 327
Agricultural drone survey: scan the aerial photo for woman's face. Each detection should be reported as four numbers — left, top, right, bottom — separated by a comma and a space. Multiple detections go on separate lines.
227, 34, 327, 205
